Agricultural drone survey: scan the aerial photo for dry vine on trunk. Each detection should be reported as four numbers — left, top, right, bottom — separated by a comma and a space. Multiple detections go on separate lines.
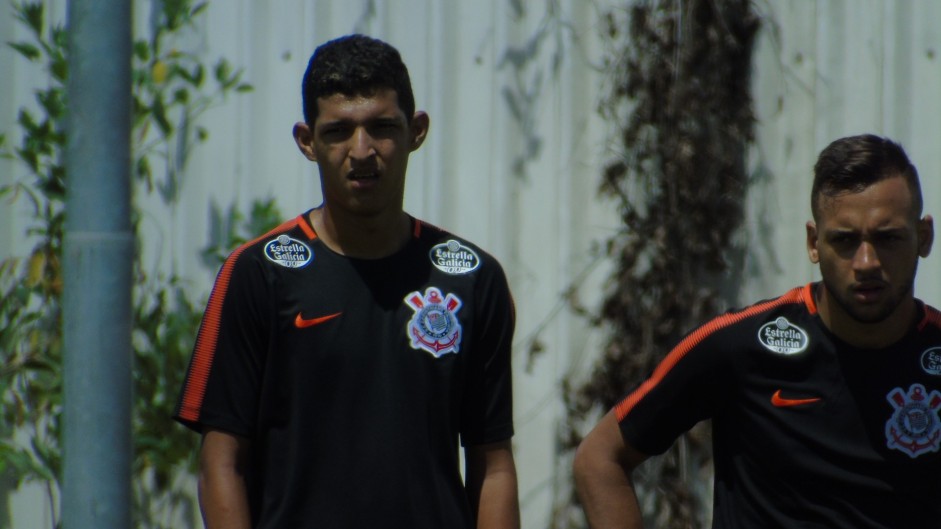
561, 1, 760, 527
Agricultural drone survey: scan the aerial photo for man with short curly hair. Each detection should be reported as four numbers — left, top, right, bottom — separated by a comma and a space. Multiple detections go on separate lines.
175, 35, 520, 529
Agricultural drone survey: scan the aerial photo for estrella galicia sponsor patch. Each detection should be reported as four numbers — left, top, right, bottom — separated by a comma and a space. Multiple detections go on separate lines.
757, 317, 809, 355
429, 240, 480, 275
404, 287, 463, 357
885, 383, 941, 458
921, 347, 941, 376
264, 235, 312, 269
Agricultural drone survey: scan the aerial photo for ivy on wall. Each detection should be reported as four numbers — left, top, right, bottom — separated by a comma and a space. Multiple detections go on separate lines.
560, 1, 759, 527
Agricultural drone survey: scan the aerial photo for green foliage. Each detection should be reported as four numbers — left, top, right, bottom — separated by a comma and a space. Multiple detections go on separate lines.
201, 198, 283, 270
0, 7, 69, 521
131, 0, 251, 204
0, 1, 270, 528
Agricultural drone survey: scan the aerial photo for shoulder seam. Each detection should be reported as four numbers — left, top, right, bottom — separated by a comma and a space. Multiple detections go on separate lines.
614, 286, 807, 422
920, 305, 941, 331
235, 216, 304, 253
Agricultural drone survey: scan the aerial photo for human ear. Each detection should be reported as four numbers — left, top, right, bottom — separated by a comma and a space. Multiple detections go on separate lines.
806, 221, 820, 264
409, 111, 430, 152
917, 214, 934, 258
293, 122, 317, 162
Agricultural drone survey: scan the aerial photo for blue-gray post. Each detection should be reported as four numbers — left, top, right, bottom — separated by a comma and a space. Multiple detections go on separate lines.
62, 0, 133, 527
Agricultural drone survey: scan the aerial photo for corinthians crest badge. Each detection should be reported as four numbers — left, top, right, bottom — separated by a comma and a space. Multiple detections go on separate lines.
885, 383, 941, 458
404, 287, 463, 357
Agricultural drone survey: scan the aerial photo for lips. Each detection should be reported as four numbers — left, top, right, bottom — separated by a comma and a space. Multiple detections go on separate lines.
347, 170, 380, 189
348, 171, 378, 180
852, 281, 886, 303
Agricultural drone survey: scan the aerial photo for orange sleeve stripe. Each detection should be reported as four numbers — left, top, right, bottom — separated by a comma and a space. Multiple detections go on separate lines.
298, 212, 317, 240
613, 284, 812, 422
176, 217, 301, 423
801, 282, 818, 314
920, 305, 941, 330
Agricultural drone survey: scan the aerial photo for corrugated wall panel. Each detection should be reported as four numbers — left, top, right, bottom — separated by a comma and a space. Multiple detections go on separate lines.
746, 0, 941, 309
3, 1, 941, 527
747, 0, 821, 299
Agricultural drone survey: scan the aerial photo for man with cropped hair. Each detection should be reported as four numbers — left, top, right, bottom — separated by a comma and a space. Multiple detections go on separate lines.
575, 134, 939, 528
175, 35, 520, 529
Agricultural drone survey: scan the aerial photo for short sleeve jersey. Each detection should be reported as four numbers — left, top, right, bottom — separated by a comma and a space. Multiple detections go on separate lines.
615, 284, 941, 528
174, 212, 515, 529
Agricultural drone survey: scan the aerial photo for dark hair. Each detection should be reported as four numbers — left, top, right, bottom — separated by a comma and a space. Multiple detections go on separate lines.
301, 34, 415, 125
811, 134, 923, 219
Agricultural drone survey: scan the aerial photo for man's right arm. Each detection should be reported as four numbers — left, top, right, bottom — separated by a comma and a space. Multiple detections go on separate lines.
573, 410, 650, 529
198, 428, 253, 529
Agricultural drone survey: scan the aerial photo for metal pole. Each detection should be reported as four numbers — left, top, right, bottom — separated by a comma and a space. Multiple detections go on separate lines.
62, 0, 133, 527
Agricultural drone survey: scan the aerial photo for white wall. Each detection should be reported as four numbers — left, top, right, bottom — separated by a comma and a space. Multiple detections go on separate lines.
3, 1, 941, 527
746, 0, 941, 306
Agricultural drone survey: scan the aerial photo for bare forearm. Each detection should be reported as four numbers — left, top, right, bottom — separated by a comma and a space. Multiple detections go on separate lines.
573, 449, 644, 529
474, 465, 520, 529
465, 441, 521, 529
573, 411, 647, 529
199, 468, 252, 529
199, 429, 252, 529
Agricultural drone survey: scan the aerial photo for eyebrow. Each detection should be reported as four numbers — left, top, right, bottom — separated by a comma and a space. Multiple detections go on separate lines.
823, 225, 908, 238
316, 115, 404, 129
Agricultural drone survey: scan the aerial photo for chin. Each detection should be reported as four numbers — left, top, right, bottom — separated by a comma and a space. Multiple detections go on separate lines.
845, 306, 896, 324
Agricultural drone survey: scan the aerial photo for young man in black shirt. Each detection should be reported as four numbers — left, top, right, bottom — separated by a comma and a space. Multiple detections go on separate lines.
176, 35, 520, 529
574, 134, 938, 528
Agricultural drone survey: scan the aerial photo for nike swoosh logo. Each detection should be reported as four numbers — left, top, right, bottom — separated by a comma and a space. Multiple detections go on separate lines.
771, 389, 821, 407
294, 311, 342, 328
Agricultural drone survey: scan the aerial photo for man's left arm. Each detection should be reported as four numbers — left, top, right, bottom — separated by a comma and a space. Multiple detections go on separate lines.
464, 440, 520, 529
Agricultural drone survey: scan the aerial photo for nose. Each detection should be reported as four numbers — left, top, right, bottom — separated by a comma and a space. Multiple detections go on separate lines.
349, 127, 375, 161
852, 241, 881, 273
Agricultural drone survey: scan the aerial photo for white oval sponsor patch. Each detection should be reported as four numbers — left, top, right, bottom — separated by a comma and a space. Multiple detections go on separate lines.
921, 347, 941, 376
264, 235, 312, 269
429, 239, 480, 275
757, 317, 809, 355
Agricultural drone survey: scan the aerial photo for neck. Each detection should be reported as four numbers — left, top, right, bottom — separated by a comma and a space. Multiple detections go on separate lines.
816, 285, 917, 348
309, 206, 411, 259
